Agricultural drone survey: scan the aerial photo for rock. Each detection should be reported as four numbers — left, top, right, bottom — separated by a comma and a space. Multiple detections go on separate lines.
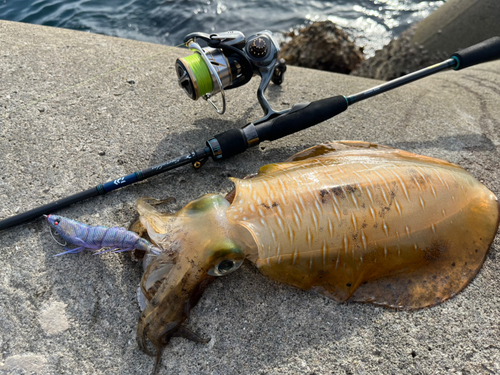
351, 26, 446, 81
2, 19, 500, 375
279, 21, 365, 74
352, 0, 500, 81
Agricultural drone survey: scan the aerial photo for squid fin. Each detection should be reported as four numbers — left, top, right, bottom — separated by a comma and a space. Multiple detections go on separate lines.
284, 141, 394, 162
249, 142, 395, 177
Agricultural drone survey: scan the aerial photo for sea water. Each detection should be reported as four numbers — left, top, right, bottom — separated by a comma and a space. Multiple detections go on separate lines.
0, 0, 444, 56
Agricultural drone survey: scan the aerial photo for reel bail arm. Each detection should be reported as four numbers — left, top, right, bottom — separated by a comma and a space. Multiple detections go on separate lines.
196, 37, 500, 160
188, 42, 228, 114
176, 30, 286, 117
0, 36, 499, 231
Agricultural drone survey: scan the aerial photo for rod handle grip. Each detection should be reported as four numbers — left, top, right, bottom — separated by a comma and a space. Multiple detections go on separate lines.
255, 95, 348, 142
452, 36, 500, 70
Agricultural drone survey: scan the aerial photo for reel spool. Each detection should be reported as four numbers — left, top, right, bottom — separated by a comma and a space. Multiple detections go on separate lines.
175, 30, 286, 117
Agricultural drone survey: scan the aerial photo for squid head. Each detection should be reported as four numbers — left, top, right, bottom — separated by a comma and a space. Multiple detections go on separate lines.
130, 142, 500, 373
134, 195, 251, 367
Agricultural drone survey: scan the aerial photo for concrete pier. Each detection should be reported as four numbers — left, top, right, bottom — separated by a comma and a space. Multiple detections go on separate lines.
410, 0, 500, 57
353, 0, 500, 80
0, 20, 499, 374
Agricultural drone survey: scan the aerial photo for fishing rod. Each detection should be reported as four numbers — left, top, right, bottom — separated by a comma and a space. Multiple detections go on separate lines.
1, 33, 499, 231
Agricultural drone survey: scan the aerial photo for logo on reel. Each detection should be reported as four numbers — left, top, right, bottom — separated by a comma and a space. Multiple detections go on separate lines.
175, 30, 286, 115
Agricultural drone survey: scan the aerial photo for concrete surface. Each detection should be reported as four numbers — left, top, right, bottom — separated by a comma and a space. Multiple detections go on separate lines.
410, 0, 500, 57
0, 20, 499, 375
353, 0, 500, 80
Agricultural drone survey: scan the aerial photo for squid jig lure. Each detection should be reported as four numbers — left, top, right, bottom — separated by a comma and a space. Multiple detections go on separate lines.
43, 142, 500, 375
46, 214, 161, 256
0, 32, 499, 375
0, 35, 499, 231
130, 141, 498, 371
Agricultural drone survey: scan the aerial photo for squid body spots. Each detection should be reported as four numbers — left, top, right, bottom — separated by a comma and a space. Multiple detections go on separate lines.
351, 213, 358, 231
419, 196, 426, 211
382, 220, 389, 237
394, 198, 402, 216
361, 230, 367, 251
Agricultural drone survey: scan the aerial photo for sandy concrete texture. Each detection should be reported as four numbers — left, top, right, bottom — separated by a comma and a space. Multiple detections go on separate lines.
352, 0, 500, 81
0, 20, 499, 375
410, 0, 500, 57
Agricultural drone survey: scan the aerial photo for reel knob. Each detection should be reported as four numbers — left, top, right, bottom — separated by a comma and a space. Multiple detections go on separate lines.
249, 37, 268, 58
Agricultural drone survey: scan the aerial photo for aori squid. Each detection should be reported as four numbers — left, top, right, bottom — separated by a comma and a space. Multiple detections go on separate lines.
48, 141, 500, 371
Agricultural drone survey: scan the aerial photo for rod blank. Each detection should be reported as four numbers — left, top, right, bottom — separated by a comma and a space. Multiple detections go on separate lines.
1, 36, 499, 231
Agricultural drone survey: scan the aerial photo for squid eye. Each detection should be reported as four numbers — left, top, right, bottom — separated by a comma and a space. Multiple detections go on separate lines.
208, 258, 243, 277
218, 260, 235, 273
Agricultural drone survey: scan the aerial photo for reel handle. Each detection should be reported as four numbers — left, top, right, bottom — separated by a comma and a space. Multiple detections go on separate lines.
2, 38, 499, 231
452, 36, 500, 70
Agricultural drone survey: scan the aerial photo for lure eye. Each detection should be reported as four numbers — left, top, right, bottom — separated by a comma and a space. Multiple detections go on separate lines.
208, 258, 243, 277
54, 219, 60, 226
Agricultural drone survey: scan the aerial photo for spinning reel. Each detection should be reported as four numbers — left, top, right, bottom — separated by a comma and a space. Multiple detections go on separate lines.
175, 30, 287, 119
2, 35, 499, 231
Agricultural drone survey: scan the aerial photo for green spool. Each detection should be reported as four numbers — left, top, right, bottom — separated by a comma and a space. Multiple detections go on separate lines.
183, 51, 213, 97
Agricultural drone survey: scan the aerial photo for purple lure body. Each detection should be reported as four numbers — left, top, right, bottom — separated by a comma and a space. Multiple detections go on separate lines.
47, 215, 159, 256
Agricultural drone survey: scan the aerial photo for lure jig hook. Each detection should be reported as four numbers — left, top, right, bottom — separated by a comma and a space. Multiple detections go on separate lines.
0, 36, 499, 231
